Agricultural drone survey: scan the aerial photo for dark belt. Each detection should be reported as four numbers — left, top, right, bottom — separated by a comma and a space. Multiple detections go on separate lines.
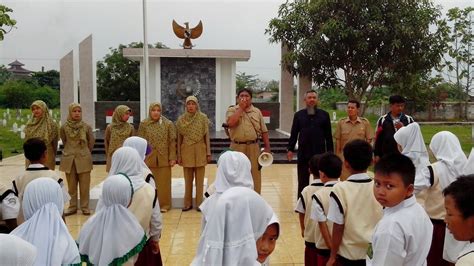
233, 140, 257, 145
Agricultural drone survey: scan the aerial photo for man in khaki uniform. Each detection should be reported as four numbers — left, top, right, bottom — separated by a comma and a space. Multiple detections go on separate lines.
226, 88, 271, 194
334, 99, 373, 180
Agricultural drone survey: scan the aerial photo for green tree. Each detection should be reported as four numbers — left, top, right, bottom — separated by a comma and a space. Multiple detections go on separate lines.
33, 85, 60, 108
97, 42, 168, 101
0, 65, 11, 85
0, 80, 34, 108
0, 5, 16, 41
440, 7, 473, 119
236, 72, 260, 93
266, 0, 448, 114
31, 70, 60, 90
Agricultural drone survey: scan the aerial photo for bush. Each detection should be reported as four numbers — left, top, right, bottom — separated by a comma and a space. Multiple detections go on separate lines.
33, 86, 60, 108
317, 87, 347, 109
0, 80, 59, 109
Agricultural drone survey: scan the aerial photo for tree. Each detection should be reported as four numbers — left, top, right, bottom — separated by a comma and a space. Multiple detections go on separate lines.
266, 0, 448, 114
0, 5, 16, 41
236, 72, 260, 93
0, 65, 11, 85
31, 70, 60, 90
439, 7, 473, 119
0, 80, 34, 108
97, 42, 168, 101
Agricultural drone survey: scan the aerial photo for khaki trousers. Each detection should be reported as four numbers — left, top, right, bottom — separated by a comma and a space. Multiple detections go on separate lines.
66, 163, 91, 211
150, 166, 172, 210
229, 142, 261, 194
183, 167, 205, 208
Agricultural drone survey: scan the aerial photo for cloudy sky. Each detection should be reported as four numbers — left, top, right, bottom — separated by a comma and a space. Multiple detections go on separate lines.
0, 0, 471, 81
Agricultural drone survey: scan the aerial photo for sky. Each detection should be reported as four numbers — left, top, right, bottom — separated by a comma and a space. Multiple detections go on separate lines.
0, 0, 472, 82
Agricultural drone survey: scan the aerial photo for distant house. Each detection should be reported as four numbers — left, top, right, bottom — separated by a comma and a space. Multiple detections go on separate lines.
6, 60, 33, 78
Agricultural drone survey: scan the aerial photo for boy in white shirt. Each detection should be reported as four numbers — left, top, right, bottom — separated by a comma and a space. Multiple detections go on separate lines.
369, 154, 432, 265
327, 139, 382, 266
443, 175, 474, 266
294, 155, 324, 265
310, 153, 342, 265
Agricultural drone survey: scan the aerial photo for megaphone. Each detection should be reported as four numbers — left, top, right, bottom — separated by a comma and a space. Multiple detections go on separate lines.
258, 152, 273, 167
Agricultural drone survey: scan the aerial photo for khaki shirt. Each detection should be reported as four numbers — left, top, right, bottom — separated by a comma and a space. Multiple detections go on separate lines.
59, 124, 95, 174
226, 105, 268, 142
335, 117, 373, 156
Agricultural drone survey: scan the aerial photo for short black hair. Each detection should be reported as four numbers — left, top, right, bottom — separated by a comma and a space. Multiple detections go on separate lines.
305, 90, 318, 96
318, 153, 342, 179
237, 88, 253, 98
374, 154, 415, 187
348, 99, 360, 109
343, 139, 373, 171
308, 154, 322, 177
23, 138, 47, 161
389, 95, 406, 104
443, 175, 474, 219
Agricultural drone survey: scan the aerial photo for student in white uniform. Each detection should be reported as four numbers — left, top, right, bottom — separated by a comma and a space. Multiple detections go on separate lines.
0, 234, 37, 266
369, 154, 432, 265
0, 179, 19, 232
327, 139, 383, 266
77, 174, 147, 265
294, 154, 324, 265
192, 187, 274, 266
257, 213, 280, 266
310, 153, 342, 265
417, 131, 468, 264
443, 175, 474, 266
463, 148, 474, 175
123, 136, 156, 188
10, 178, 81, 266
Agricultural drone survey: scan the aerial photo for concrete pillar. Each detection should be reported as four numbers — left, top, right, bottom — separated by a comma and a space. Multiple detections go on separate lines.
79, 35, 96, 129
59, 51, 76, 124
279, 43, 295, 133
297, 75, 312, 110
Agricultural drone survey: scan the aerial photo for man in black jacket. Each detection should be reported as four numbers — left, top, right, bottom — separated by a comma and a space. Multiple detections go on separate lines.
374, 95, 414, 162
287, 90, 334, 198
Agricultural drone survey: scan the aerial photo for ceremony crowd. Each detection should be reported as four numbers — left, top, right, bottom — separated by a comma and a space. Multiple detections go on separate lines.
0, 89, 473, 266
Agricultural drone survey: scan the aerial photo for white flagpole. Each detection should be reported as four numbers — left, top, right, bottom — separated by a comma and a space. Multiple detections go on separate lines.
142, 0, 150, 120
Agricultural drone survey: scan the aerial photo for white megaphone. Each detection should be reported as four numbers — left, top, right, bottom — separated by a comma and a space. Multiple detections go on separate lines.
258, 152, 273, 167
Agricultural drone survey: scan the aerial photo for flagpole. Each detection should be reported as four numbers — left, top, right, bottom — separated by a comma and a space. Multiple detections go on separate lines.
142, 0, 150, 120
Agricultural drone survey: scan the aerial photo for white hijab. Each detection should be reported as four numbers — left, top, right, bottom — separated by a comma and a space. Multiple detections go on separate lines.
0, 234, 37, 266
394, 122, 431, 185
200, 151, 254, 230
463, 148, 474, 175
10, 178, 81, 266
78, 174, 146, 266
123, 136, 155, 186
109, 146, 146, 192
192, 187, 274, 266
429, 131, 468, 189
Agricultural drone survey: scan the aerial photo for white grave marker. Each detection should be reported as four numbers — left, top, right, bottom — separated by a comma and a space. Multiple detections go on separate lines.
20, 131, 25, 139
12, 122, 18, 132
2, 119, 6, 127
332, 111, 337, 121
6, 108, 9, 114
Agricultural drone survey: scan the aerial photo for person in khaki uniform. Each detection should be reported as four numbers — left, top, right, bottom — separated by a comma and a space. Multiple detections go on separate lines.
334, 99, 373, 180
138, 102, 177, 212
60, 103, 95, 216
24, 100, 59, 170
105, 105, 134, 172
226, 88, 271, 194
176, 96, 211, 211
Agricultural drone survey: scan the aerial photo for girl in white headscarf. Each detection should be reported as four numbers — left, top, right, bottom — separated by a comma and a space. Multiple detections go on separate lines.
123, 136, 156, 188
192, 187, 274, 266
393, 122, 431, 192
77, 174, 147, 265
0, 234, 37, 266
257, 214, 280, 266
10, 178, 81, 266
419, 131, 468, 264
96, 146, 163, 265
199, 151, 254, 231
463, 148, 474, 175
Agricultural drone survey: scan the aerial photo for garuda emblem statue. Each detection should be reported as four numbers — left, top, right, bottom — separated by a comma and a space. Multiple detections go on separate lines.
172, 20, 203, 49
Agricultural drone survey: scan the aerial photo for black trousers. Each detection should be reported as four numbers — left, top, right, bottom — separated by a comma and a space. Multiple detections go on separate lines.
297, 158, 310, 199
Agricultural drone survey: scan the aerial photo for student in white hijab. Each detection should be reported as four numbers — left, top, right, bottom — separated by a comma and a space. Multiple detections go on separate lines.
199, 151, 254, 231
123, 136, 156, 187
10, 178, 81, 266
419, 131, 468, 263
77, 174, 147, 265
0, 234, 37, 266
257, 213, 280, 266
393, 122, 431, 192
97, 146, 163, 265
192, 187, 274, 266
463, 148, 474, 175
